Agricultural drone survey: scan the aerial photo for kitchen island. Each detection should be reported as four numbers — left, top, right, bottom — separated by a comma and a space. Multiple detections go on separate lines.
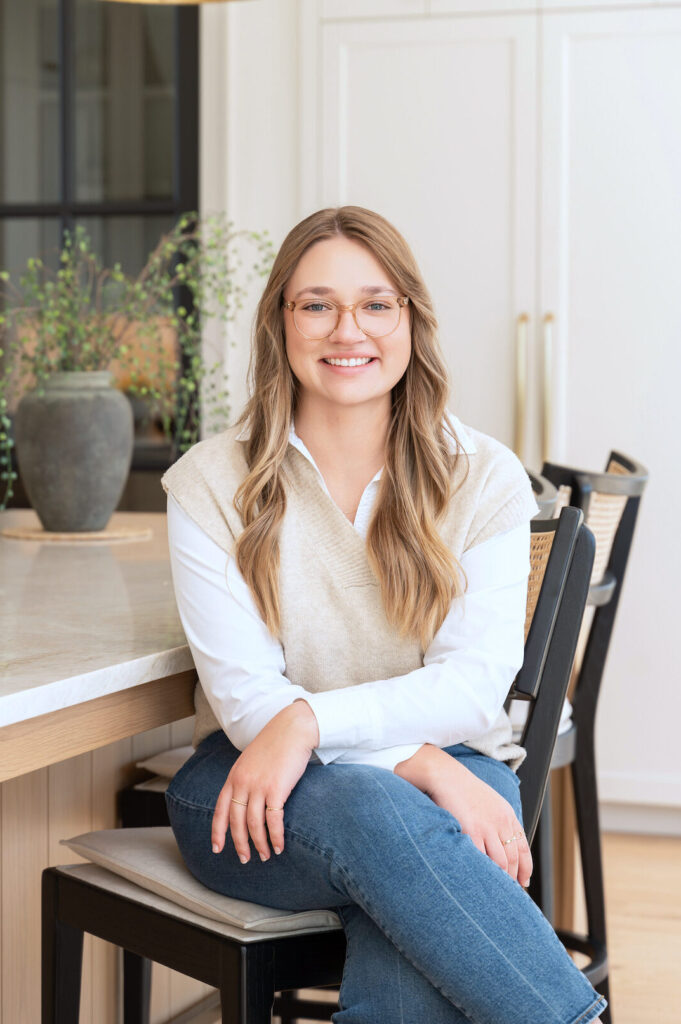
0, 509, 209, 1023
0, 509, 196, 781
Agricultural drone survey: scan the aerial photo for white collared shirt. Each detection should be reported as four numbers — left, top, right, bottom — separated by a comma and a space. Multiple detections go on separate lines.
166, 421, 536, 772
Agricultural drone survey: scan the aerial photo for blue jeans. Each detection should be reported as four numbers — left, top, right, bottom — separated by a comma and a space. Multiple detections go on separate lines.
166, 730, 607, 1024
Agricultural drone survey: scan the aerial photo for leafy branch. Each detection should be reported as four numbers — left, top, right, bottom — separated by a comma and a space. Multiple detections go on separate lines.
0, 214, 276, 509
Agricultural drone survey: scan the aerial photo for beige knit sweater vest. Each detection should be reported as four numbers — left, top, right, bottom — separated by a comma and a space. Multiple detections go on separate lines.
162, 420, 538, 769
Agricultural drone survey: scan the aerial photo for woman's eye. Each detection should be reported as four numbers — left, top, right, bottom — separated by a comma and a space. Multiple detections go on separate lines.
303, 302, 330, 313
365, 301, 390, 312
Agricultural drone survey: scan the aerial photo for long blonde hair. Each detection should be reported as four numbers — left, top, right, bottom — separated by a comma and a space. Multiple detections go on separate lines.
234, 206, 468, 649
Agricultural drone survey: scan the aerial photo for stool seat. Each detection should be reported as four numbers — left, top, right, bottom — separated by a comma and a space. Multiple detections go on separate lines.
62, 828, 342, 937
549, 722, 577, 769
56, 862, 342, 944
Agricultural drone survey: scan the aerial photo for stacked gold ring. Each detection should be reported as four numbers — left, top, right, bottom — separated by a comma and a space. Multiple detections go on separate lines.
230, 798, 284, 812
501, 831, 525, 846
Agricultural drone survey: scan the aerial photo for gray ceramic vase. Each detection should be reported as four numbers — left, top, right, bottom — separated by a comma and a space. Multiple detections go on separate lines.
15, 371, 134, 532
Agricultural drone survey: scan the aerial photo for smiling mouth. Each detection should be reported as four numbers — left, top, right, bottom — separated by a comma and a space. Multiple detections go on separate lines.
321, 357, 376, 367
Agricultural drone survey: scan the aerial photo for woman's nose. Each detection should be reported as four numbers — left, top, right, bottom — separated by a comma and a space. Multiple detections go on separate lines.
329, 308, 366, 342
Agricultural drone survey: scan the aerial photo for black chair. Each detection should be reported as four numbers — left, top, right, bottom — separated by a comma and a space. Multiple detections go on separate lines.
42, 507, 595, 1024
528, 451, 648, 1024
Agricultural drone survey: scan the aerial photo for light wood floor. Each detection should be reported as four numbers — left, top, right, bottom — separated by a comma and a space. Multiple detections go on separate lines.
601, 832, 681, 1024
271, 832, 681, 1024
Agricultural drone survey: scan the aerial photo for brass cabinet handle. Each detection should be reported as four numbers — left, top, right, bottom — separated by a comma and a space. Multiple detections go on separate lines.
543, 313, 555, 464
514, 313, 529, 460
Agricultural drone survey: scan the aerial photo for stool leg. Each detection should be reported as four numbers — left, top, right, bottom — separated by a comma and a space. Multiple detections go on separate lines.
572, 734, 612, 1022
123, 951, 152, 1024
277, 989, 298, 1024
220, 944, 275, 1024
42, 872, 84, 1024
572, 737, 607, 952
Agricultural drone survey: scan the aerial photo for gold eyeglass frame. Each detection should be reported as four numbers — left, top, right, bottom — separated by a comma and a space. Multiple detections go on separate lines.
282, 295, 409, 340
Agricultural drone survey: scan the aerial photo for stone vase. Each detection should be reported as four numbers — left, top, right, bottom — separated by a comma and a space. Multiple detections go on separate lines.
14, 370, 134, 532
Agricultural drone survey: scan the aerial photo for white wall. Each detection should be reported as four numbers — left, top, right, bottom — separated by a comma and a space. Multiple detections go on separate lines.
200, 0, 301, 420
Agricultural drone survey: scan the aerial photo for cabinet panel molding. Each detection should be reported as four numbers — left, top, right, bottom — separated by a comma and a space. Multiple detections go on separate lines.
541, 0, 656, 10
307, 14, 538, 450
322, 0, 427, 17
431, 0, 538, 12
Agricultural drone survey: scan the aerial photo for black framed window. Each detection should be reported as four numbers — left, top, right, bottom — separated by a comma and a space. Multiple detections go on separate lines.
0, 0, 199, 508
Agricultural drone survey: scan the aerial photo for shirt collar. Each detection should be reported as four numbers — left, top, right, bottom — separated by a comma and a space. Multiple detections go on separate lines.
287, 426, 383, 488
277, 415, 476, 491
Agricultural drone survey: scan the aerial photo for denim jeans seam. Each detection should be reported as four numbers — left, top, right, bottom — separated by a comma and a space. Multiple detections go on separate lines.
395, 943, 405, 1024
364, 771, 568, 1024
570, 996, 608, 1024
329, 858, 480, 1024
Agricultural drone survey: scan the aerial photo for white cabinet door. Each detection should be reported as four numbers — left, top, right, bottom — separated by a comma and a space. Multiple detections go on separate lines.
541, 8, 681, 812
301, 14, 538, 453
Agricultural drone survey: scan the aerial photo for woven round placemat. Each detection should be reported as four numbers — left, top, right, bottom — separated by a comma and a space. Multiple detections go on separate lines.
0, 524, 153, 544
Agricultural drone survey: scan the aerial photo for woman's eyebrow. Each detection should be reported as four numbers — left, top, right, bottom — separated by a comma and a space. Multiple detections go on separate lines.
292, 285, 398, 300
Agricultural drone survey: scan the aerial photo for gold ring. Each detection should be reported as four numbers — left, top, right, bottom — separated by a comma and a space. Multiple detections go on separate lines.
231, 798, 248, 807
502, 830, 525, 845
265, 805, 284, 812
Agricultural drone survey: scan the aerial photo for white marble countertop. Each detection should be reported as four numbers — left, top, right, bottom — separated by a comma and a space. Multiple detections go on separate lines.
0, 509, 193, 729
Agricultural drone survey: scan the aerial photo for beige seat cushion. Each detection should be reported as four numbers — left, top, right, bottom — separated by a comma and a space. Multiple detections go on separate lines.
56, 863, 341, 944
135, 745, 195, 778
62, 828, 341, 935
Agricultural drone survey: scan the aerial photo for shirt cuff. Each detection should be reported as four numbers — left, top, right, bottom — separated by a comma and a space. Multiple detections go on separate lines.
339, 744, 425, 772
312, 745, 348, 765
312, 743, 424, 772
304, 687, 380, 750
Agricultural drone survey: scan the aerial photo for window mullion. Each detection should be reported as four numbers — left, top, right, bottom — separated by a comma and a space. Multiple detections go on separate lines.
175, 8, 199, 214
60, 0, 75, 237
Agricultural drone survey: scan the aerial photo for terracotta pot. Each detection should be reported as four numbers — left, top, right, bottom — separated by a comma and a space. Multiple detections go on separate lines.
15, 370, 134, 532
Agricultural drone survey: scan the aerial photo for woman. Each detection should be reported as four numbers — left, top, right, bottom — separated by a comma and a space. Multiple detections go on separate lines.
162, 206, 606, 1023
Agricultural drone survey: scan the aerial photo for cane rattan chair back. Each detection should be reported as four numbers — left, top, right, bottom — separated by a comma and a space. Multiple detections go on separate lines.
546, 451, 648, 601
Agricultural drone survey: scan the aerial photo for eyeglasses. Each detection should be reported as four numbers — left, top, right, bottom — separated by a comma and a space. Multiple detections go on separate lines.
283, 295, 409, 340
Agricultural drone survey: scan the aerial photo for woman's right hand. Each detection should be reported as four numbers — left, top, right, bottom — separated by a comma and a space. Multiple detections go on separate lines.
394, 744, 532, 887
211, 699, 320, 863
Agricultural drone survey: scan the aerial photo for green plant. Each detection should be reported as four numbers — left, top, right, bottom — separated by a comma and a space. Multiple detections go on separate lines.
0, 214, 276, 509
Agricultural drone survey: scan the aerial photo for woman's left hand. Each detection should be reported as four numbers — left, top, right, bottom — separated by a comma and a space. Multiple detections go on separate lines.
211, 699, 320, 863
395, 744, 532, 886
